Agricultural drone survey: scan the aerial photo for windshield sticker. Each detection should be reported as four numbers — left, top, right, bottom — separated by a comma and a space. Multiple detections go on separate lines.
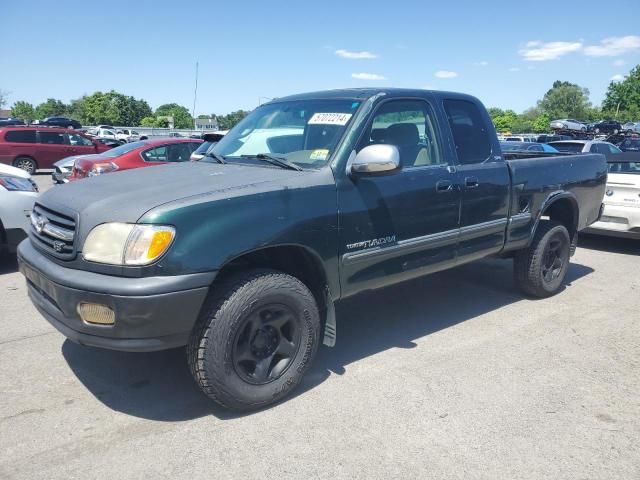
308, 113, 352, 126
310, 149, 329, 161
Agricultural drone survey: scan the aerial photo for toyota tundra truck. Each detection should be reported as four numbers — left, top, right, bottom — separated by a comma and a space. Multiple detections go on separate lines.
17, 89, 607, 411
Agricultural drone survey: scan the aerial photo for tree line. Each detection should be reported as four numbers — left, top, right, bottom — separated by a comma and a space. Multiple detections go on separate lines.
3, 64, 639, 133
4, 90, 250, 130
489, 64, 640, 134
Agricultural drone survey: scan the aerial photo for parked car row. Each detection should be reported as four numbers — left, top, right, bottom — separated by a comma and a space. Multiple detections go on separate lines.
549, 119, 640, 135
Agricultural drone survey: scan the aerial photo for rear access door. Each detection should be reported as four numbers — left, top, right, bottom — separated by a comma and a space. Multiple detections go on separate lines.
441, 98, 510, 263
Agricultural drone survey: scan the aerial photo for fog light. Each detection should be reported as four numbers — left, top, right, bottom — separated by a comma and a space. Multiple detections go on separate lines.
77, 303, 115, 325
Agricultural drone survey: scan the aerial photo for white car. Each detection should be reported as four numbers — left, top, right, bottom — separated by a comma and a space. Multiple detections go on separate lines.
550, 119, 587, 132
547, 140, 622, 155
586, 156, 640, 239
622, 122, 640, 133
0, 163, 39, 254
116, 129, 141, 143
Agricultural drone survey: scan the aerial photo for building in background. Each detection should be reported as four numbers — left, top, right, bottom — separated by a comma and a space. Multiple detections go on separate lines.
195, 116, 219, 130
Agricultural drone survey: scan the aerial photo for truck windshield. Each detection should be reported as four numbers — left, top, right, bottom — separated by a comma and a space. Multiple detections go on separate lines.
206, 99, 361, 168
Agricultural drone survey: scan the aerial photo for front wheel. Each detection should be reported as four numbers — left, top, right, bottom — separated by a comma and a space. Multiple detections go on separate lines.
187, 269, 321, 411
514, 221, 571, 298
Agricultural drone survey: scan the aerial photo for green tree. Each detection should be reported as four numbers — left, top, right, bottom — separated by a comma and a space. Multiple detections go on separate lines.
217, 110, 250, 130
0, 89, 8, 109
155, 103, 193, 129
11, 101, 35, 121
35, 98, 69, 119
71, 91, 153, 126
532, 113, 551, 133
602, 65, 640, 119
537, 80, 592, 120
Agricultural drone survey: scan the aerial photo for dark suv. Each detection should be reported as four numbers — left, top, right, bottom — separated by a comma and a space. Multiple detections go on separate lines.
37, 117, 82, 129
588, 120, 621, 135
0, 127, 111, 173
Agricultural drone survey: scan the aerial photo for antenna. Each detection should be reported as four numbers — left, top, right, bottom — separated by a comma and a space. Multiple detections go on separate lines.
192, 61, 199, 130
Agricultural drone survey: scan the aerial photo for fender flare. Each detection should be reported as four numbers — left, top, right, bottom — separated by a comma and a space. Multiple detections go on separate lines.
528, 190, 579, 246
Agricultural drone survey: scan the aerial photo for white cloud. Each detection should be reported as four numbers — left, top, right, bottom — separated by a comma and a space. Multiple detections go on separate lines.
610, 74, 625, 82
584, 36, 640, 57
508, 67, 520, 72
336, 49, 378, 59
434, 70, 458, 79
519, 40, 582, 61
475, 61, 489, 67
613, 59, 626, 67
351, 72, 386, 81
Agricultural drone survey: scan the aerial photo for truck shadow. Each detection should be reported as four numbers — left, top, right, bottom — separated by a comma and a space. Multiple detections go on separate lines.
0, 254, 19, 275
578, 233, 639, 255
61, 258, 594, 422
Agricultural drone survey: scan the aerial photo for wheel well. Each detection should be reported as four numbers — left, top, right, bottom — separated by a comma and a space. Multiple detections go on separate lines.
212, 245, 330, 324
541, 197, 578, 240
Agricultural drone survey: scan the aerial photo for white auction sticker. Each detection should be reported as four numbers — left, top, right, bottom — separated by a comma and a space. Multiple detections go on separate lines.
308, 112, 352, 126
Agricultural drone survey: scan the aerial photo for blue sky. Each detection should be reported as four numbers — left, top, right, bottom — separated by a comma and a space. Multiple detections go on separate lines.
3, 0, 639, 115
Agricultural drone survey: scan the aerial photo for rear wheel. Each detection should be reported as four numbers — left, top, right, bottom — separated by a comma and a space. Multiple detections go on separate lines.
187, 269, 321, 411
514, 221, 571, 298
13, 157, 37, 174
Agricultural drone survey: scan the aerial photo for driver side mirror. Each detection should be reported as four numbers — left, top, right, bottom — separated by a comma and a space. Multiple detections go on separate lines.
349, 144, 400, 176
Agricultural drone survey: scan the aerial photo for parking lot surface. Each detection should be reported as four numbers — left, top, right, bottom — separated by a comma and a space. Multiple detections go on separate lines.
1, 175, 639, 479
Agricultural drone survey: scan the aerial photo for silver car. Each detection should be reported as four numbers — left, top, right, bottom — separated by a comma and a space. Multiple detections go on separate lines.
0, 163, 39, 254
622, 122, 640, 133
547, 140, 622, 155
549, 119, 587, 132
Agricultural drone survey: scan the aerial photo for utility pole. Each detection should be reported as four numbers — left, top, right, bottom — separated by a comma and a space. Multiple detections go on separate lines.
192, 61, 199, 130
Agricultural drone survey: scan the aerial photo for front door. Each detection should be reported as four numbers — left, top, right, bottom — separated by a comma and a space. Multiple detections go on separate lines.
35, 130, 72, 168
337, 97, 461, 297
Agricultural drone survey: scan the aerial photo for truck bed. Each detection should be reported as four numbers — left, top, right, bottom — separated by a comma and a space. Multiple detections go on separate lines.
502, 152, 607, 252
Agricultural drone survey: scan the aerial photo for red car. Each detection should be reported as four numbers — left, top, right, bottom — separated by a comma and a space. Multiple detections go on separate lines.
0, 126, 112, 173
70, 138, 203, 181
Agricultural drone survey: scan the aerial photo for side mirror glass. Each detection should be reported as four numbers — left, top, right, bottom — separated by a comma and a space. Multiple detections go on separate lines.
350, 144, 400, 175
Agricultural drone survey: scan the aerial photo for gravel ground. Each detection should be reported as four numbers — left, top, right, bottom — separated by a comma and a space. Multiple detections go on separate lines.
1, 174, 638, 479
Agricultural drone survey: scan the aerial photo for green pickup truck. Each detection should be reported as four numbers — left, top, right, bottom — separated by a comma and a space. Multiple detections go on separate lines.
18, 89, 606, 410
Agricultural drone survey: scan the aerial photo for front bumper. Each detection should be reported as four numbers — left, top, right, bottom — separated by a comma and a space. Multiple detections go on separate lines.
17, 240, 216, 351
584, 204, 640, 239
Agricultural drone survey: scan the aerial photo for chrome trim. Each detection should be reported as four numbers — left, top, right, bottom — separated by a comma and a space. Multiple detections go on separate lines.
343, 218, 510, 265
343, 228, 458, 265
508, 213, 532, 226
42, 223, 74, 241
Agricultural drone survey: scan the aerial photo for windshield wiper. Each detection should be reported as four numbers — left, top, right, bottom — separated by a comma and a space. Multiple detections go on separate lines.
204, 151, 226, 164
241, 153, 302, 171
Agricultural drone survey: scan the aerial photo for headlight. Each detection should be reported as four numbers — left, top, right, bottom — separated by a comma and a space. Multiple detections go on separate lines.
83, 223, 175, 265
0, 175, 38, 192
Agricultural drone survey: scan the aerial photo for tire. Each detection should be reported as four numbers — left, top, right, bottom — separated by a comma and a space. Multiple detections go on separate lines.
513, 220, 571, 298
594, 128, 600, 134
13, 157, 37, 174
613, 129, 618, 135
187, 269, 321, 411
581, 126, 586, 132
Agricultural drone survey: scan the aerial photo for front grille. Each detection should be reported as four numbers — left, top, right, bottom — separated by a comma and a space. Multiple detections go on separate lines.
30, 203, 77, 260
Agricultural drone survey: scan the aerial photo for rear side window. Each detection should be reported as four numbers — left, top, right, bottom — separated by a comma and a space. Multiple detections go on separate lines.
5, 130, 37, 143
38, 131, 67, 144
550, 142, 584, 153
443, 99, 492, 164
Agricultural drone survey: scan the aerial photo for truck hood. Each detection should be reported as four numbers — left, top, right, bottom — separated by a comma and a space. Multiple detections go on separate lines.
38, 161, 303, 239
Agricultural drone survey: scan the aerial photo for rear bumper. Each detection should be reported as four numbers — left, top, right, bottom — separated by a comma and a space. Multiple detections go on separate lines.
584, 204, 640, 239
17, 240, 216, 352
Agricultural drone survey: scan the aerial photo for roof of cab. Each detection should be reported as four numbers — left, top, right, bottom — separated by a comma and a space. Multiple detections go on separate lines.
267, 88, 480, 104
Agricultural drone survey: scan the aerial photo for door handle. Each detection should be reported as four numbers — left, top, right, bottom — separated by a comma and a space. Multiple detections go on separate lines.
465, 176, 479, 188
436, 180, 453, 192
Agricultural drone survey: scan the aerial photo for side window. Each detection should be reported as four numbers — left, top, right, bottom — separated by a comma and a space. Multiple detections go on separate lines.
589, 144, 600, 153
142, 145, 168, 162
359, 99, 444, 168
38, 131, 67, 145
166, 143, 195, 162
67, 133, 93, 146
443, 99, 492, 164
5, 130, 36, 143
607, 144, 621, 154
